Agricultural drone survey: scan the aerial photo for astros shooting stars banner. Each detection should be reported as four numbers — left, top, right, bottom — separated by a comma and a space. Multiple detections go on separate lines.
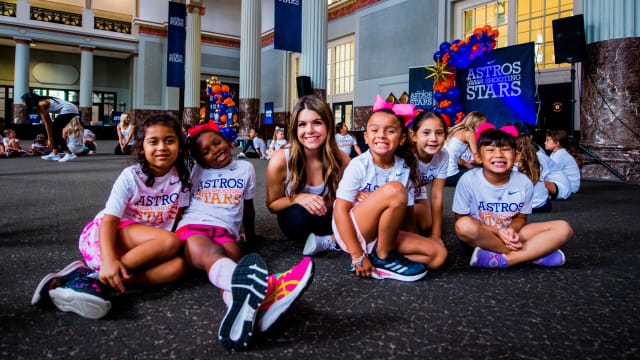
455, 42, 536, 127
167, 1, 186, 88
274, 0, 302, 52
409, 42, 536, 127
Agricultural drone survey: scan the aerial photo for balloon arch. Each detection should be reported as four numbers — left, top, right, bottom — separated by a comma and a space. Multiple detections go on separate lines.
205, 76, 239, 141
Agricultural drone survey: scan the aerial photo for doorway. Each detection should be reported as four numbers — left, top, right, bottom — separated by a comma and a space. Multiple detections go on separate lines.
333, 101, 353, 129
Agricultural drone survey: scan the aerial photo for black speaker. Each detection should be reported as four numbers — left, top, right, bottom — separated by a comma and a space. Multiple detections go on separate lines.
552, 14, 586, 64
296, 76, 313, 98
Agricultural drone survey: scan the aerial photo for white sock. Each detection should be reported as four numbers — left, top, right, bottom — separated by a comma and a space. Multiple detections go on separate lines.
222, 290, 232, 308
315, 234, 335, 247
207, 258, 236, 292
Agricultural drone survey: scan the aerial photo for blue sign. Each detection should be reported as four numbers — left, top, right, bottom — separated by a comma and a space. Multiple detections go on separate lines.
111, 112, 123, 125
167, 1, 186, 88
274, 0, 301, 52
264, 102, 274, 125
408, 67, 435, 111
28, 113, 41, 124
455, 42, 536, 127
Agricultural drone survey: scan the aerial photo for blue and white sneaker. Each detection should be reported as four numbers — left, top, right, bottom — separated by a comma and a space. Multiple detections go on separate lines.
31, 260, 89, 305
218, 253, 268, 351
368, 248, 428, 282
49, 272, 111, 319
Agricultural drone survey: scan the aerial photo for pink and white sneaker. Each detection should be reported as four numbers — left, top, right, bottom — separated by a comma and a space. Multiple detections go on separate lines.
256, 257, 314, 332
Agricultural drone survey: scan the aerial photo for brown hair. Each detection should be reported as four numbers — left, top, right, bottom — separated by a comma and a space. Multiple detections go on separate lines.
546, 129, 583, 168
287, 95, 345, 203
516, 136, 541, 184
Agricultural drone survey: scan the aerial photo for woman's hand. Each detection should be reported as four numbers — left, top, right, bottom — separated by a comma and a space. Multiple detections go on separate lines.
99, 257, 130, 293
293, 193, 328, 216
354, 255, 380, 278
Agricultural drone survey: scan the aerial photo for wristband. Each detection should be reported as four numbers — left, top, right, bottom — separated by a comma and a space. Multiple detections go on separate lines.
351, 253, 366, 267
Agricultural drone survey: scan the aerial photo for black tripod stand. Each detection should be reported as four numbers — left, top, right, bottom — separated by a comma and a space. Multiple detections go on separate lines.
568, 62, 626, 181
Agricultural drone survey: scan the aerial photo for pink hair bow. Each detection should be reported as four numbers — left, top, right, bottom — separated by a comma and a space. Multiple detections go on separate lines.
373, 95, 418, 126
188, 119, 221, 138
475, 122, 519, 141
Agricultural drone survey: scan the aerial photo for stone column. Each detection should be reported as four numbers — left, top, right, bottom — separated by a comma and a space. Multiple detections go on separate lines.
301, 0, 327, 99
13, 38, 30, 124
79, 46, 94, 125
580, 37, 640, 183
130, 52, 138, 123
183, 4, 204, 128
238, 0, 261, 139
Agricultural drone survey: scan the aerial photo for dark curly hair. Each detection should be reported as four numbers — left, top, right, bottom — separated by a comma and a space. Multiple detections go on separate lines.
187, 128, 230, 169
131, 113, 191, 191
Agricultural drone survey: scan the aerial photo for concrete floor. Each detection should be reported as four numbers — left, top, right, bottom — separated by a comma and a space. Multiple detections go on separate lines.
1, 140, 639, 359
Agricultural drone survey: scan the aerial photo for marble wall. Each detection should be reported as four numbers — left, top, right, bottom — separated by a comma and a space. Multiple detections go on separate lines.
238, 98, 260, 140
581, 37, 640, 183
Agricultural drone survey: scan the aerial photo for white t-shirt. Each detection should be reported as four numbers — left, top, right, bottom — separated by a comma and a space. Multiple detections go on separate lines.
335, 150, 415, 207
83, 129, 95, 142
550, 148, 580, 193
537, 147, 571, 200
98, 164, 189, 231
253, 137, 267, 156
444, 136, 469, 176
335, 133, 357, 155
513, 163, 548, 209
177, 160, 256, 240
415, 148, 449, 200
66, 133, 84, 154
119, 124, 135, 145
2, 137, 9, 147
46, 98, 78, 115
270, 139, 288, 151
452, 168, 533, 229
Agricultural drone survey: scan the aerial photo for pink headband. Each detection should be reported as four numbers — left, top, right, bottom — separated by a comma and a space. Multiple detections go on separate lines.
188, 119, 221, 138
475, 123, 519, 141
372, 95, 418, 127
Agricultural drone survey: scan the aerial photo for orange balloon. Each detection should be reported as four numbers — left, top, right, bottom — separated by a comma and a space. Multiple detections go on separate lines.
212, 85, 221, 94
233, 114, 237, 121
223, 97, 233, 105
483, 25, 492, 33
216, 100, 222, 104
220, 114, 228, 122
221, 85, 230, 92
493, 29, 500, 38
228, 101, 235, 107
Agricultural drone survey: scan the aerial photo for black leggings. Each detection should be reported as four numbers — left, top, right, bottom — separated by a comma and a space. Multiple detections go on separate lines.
277, 204, 333, 242
52, 113, 77, 152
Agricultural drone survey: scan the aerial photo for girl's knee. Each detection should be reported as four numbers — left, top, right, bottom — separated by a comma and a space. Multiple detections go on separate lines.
555, 220, 573, 243
159, 232, 182, 256
430, 244, 448, 269
164, 256, 186, 282
455, 217, 477, 243
381, 182, 408, 207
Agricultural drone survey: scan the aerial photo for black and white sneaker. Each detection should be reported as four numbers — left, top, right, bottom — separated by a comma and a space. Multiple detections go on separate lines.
368, 248, 428, 282
31, 260, 89, 305
218, 253, 268, 351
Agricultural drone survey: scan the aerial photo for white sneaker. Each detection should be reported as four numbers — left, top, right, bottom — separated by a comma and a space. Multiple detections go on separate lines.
88, 150, 96, 155
41, 153, 61, 161
303, 233, 337, 256
236, 152, 247, 159
58, 153, 78, 162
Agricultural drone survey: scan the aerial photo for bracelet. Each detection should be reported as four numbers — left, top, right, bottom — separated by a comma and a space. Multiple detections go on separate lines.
351, 253, 367, 267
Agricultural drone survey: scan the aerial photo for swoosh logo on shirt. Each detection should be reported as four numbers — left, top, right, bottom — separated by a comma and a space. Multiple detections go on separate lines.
230, 167, 237, 171
429, 167, 437, 171
170, 180, 180, 185
396, 172, 403, 176
508, 191, 518, 195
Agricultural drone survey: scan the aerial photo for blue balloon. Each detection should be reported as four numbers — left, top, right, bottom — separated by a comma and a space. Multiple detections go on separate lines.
219, 104, 227, 113
443, 106, 456, 116
458, 44, 471, 56
434, 91, 446, 102
433, 51, 443, 62
452, 39, 461, 45
439, 42, 451, 53
221, 126, 233, 140
446, 87, 460, 100
453, 104, 463, 114
455, 57, 470, 69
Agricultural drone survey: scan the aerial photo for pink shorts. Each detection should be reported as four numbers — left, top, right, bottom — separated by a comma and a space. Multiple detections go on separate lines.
176, 224, 236, 245
332, 208, 377, 255
78, 217, 137, 270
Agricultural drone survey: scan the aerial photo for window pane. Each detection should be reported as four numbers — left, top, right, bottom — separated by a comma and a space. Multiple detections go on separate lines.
531, 0, 543, 18
475, 7, 486, 26
49, 90, 66, 99
546, 0, 559, 15
560, 10, 572, 19
531, 17, 543, 43
497, 25, 508, 47
544, 42, 555, 65
464, 10, 474, 33
498, 0, 507, 24
518, 0, 529, 20
517, 20, 530, 43
487, 3, 497, 27
560, 0, 573, 12
93, 93, 101, 103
